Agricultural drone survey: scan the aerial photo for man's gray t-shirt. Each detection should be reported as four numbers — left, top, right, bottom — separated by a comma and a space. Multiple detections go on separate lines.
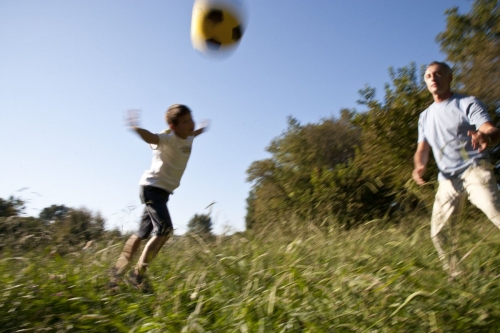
417, 94, 491, 180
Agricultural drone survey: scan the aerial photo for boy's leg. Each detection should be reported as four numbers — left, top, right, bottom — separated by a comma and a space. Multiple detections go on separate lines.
113, 234, 142, 275
112, 205, 153, 275
134, 233, 171, 276
463, 163, 500, 227
430, 178, 465, 275
133, 186, 173, 276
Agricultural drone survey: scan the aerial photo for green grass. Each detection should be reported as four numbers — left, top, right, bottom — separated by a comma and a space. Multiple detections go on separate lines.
2, 218, 500, 332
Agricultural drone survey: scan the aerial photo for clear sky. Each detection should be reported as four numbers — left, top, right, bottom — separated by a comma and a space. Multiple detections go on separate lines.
0, 0, 472, 235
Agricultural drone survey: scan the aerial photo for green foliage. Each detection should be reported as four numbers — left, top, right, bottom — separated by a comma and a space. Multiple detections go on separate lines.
0, 197, 107, 253
438, 0, 500, 184
353, 63, 437, 213
2, 220, 500, 332
187, 213, 213, 236
437, 0, 500, 108
53, 208, 106, 245
246, 114, 362, 230
245, 189, 257, 230
0, 196, 25, 217
39, 205, 70, 223
246, 64, 439, 231
0, 216, 52, 253
245, 1, 500, 231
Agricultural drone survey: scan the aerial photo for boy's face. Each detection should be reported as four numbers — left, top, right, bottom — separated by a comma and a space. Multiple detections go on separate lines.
170, 113, 195, 139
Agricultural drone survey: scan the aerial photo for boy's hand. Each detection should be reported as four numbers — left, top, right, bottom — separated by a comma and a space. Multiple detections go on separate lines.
125, 109, 141, 129
194, 119, 210, 137
198, 119, 210, 131
124, 109, 159, 144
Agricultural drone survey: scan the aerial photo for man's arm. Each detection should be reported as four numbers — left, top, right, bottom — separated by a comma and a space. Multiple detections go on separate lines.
468, 121, 500, 152
125, 109, 159, 145
413, 141, 431, 185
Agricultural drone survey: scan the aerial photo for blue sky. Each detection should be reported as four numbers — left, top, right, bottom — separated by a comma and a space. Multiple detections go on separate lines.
0, 0, 472, 234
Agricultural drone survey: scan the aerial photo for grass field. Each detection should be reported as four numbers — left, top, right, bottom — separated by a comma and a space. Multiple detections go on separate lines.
2, 217, 500, 332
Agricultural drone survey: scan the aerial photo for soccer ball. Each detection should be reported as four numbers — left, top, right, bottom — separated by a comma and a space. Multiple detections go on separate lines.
191, 0, 246, 54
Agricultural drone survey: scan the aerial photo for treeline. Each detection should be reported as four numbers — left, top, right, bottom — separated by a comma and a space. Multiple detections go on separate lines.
245, 0, 500, 231
0, 194, 216, 252
0, 196, 120, 254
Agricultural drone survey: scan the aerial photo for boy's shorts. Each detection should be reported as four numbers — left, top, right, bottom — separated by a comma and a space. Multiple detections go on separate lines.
136, 185, 173, 239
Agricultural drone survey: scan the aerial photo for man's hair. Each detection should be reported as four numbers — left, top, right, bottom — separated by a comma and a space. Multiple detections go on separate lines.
165, 104, 191, 125
427, 61, 453, 79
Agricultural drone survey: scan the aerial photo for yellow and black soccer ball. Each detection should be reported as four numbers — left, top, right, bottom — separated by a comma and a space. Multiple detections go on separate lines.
191, 0, 245, 54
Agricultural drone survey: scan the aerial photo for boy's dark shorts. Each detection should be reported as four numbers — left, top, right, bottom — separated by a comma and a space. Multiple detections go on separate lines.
136, 185, 173, 239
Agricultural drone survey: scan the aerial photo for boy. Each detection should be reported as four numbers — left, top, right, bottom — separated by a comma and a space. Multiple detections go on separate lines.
110, 104, 208, 292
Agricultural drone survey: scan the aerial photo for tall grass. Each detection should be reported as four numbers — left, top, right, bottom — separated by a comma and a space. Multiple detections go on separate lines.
2, 217, 500, 332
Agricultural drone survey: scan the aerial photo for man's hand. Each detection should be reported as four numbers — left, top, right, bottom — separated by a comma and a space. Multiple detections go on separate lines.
412, 165, 426, 185
125, 109, 141, 129
468, 130, 489, 152
413, 141, 430, 186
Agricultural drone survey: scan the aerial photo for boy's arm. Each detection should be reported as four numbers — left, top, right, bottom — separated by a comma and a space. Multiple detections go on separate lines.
194, 119, 210, 137
193, 128, 204, 137
131, 127, 160, 145
125, 109, 159, 145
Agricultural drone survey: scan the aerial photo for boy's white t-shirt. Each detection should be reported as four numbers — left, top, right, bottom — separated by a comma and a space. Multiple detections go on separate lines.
139, 130, 193, 193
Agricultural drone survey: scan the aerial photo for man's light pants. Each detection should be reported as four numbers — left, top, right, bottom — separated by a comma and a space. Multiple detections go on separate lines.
431, 163, 500, 274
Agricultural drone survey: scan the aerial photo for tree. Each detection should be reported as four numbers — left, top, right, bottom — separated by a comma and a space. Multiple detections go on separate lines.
187, 213, 213, 236
354, 63, 434, 186
245, 189, 257, 230
53, 208, 105, 244
437, 0, 500, 108
246, 114, 362, 230
0, 197, 47, 246
438, 0, 500, 183
0, 196, 24, 217
39, 205, 69, 223
245, 63, 445, 231
352, 63, 437, 215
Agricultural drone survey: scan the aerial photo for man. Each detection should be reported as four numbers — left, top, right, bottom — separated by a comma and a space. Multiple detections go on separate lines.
413, 61, 500, 277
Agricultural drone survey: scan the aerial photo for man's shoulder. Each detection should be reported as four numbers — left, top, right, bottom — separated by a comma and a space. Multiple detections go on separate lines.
422, 94, 479, 113
452, 93, 481, 104
419, 103, 433, 119
451, 94, 487, 114
451, 93, 475, 99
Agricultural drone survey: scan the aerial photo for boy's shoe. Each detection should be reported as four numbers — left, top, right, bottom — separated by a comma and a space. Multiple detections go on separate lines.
110, 267, 122, 278
107, 267, 123, 292
126, 271, 154, 294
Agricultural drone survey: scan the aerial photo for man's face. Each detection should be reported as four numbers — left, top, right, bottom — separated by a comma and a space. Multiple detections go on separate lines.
171, 113, 195, 139
424, 64, 452, 96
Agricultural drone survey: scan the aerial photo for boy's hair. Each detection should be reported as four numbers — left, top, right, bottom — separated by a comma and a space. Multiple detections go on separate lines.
427, 61, 453, 79
165, 104, 191, 125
